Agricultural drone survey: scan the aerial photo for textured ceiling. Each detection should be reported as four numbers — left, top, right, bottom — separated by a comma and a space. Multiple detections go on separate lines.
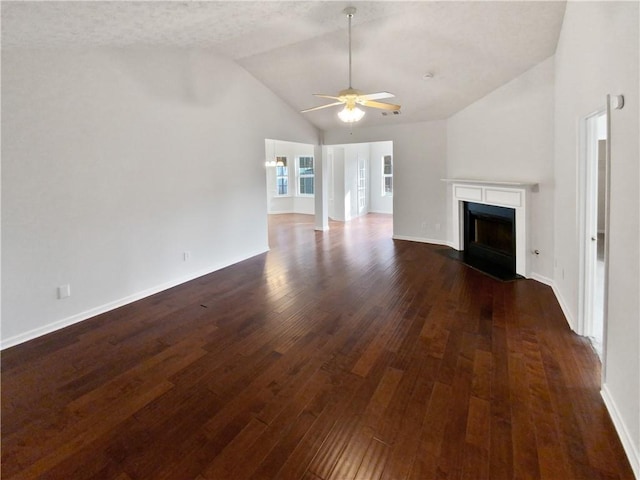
1, 1, 567, 131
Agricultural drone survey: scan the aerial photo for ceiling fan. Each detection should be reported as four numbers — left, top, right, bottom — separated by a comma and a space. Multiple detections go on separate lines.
301, 7, 401, 123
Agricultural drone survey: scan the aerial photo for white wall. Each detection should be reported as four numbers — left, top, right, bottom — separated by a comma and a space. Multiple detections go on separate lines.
324, 121, 448, 244
327, 147, 345, 221
265, 139, 315, 215
553, 2, 639, 474
369, 141, 394, 214
1, 47, 318, 347
447, 56, 556, 281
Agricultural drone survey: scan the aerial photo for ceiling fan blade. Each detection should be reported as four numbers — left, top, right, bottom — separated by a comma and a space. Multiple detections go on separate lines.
301, 102, 344, 113
313, 94, 343, 101
358, 92, 395, 101
358, 99, 401, 111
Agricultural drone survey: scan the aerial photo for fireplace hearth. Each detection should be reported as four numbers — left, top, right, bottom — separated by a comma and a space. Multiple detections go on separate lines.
463, 202, 520, 280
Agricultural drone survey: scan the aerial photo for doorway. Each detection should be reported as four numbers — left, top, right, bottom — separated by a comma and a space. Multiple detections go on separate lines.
264, 139, 317, 248
325, 141, 393, 222
264, 139, 316, 217
580, 111, 608, 361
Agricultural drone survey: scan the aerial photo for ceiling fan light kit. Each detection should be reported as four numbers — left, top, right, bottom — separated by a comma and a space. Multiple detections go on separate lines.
338, 105, 365, 123
301, 7, 401, 124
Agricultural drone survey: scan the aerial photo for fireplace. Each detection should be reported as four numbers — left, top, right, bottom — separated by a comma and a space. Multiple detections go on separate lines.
463, 202, 516, 279
443, 179, 537, 279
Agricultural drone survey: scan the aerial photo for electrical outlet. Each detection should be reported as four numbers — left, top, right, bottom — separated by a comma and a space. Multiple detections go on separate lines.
183, 251, 191, 261
435, 223, 441, 231
57, 284, 71, 299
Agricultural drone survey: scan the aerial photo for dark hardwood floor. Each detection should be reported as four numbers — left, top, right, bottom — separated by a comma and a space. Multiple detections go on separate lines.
1, 213, 634, 479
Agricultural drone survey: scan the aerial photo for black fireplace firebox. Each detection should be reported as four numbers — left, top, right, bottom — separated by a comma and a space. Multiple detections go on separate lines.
463, 202, 517, 280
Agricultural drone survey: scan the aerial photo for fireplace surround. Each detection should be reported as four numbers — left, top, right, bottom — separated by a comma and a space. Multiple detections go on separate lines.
444, 179, 538, 278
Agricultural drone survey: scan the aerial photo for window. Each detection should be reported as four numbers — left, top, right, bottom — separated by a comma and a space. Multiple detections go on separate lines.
382, 155, 393, 196
297, 156, 314, 196
275, 156, 288, 196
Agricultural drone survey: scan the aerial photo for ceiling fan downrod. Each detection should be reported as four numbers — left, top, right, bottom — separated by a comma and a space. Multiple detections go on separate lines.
344, 7, 356, 89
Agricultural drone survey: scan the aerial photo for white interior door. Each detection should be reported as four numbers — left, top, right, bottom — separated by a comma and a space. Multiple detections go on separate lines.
580, 110, 608, 361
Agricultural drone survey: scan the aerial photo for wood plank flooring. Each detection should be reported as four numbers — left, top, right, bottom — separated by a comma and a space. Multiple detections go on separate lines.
1, 213, 634, 479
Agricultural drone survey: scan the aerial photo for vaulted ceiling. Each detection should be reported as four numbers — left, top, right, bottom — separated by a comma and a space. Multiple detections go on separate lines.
1, 1, 567, 131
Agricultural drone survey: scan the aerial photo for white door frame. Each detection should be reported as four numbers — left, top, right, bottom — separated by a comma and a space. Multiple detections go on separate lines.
577, 107, 610, 374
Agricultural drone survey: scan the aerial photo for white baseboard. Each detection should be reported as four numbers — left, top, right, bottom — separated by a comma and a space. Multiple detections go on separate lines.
392, 234, 453, 248
549, 280, 577, 331
530, 272, 553, 287
0, 247, 269, 350
601, 385, 640, 479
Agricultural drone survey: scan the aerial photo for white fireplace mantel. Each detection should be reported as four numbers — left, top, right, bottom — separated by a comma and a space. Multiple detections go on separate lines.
442, 179, 538, 278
